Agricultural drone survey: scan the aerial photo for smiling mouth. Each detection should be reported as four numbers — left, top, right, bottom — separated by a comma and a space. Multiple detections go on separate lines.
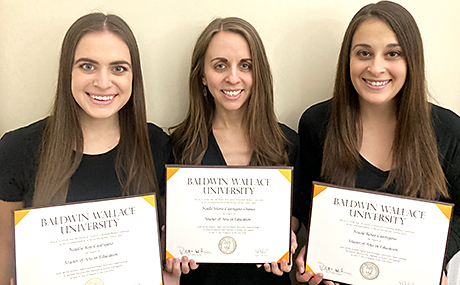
222, 90, 242, 97
86, 92, 115, 101
364, 79, 390, 86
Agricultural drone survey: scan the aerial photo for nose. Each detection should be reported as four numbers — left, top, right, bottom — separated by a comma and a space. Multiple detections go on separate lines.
225, 66, 241, 84
93, 70, 112, 89
367, 56, 386, 76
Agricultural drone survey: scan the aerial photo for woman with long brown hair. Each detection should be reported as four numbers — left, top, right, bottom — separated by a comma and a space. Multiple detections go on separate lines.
169, 17, 300, 284
295, 1, 459, 284
0, 13, 171, 284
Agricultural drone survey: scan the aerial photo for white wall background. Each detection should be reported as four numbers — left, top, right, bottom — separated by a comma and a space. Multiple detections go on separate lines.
1, 0, 459, 136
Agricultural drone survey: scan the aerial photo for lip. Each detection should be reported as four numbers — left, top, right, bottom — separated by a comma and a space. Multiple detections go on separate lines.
221, 89, 243, 100
363, 79, 391, 90
86, 92, 117, 105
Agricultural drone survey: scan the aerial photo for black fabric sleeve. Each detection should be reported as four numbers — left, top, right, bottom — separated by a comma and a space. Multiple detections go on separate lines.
297, 100, 330, 227
279, 123, 301, 223
0, 120, 44, 203
432, 105, 460, 265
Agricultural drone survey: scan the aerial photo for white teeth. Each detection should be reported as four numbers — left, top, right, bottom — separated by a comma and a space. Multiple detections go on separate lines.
90, 95, 114, 101
223, 90, 242, 97
366, 80, 389, 86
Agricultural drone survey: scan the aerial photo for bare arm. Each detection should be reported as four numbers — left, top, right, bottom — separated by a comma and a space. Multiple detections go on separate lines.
0, 200, 24, 285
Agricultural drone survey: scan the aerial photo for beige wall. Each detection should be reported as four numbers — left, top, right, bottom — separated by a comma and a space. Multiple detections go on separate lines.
1, 0, 459, 136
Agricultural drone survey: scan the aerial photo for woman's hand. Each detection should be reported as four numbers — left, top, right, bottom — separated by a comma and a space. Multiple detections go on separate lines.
295, 245, 340, 285
164, 256, 198, 276
257, 230, 298, 275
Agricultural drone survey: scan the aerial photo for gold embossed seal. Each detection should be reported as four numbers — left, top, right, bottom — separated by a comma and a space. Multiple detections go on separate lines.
85, 277, 104, 285
218, 236, 237, 254
359, 262, 379, 280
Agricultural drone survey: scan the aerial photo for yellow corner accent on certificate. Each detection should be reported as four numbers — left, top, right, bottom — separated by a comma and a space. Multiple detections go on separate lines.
166, 250, 175, 260
305, 263, 316, 275
142, 195, 156, 208
436, 204, 452, 220
14, 209, 31, 226
277, 251, 290, 263
167, 167, 180, 181
278, 169, 291, 183
313, 185, 328, 198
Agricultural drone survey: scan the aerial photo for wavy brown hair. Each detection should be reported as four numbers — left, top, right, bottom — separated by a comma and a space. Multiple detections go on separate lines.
33, 13, 158, 206
321, 1, 448, 199
170, 17, 289, 166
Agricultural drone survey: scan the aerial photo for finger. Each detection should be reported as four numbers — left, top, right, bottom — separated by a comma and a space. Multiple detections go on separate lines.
165, 257, 174, 272
291, 230, 298, 253
172, 257, 181, 276
256, 264, 262, 268
295, 245, 307, 272
308, 272, 324, 285
189, 259, 199, 270
279, 259, 292, 273
181, 256, 190, 274
270, 262, 284, 276
296, 269, 313, 283
263, 262, 271, 273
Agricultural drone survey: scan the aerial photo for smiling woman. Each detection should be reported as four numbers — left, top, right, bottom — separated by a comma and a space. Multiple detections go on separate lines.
0, 13, 171, 284
169, 16, 301, 285
296, 1, 460, 284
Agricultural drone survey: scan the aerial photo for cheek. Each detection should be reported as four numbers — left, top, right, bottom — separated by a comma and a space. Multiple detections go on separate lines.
123, 75, 133, 93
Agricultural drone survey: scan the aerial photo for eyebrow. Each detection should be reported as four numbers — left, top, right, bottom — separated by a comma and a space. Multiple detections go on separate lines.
352, 43, 401, 50
74, 57, 132, 68
210, 57, 252, 63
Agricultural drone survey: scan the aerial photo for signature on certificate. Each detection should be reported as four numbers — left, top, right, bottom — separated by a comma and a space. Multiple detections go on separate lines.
178, 247, 211, 256
318, 262, 352, 276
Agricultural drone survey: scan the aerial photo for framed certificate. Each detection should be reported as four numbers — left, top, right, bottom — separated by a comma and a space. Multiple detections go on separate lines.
13, 194, 163, 285
165, 165, 293, 264
304, 182, 453, 285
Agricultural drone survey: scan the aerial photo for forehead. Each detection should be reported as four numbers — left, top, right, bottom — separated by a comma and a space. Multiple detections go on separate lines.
205, 31, 251, 59
74, 31, 131, 63
352, 18, 398, 46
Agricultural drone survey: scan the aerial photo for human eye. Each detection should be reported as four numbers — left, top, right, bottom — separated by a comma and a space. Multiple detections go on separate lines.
215, 63, 226, 70
79, 63, 94, 71
113, 65, 127, 73
240, 62, 252, 70
357, 50, 371, 58
387, 50, 402, 59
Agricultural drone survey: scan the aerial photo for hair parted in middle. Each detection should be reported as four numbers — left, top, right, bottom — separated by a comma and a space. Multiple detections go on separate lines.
321, 0, 448, 200
171, 17, 289, 166
33, 13, 158, 207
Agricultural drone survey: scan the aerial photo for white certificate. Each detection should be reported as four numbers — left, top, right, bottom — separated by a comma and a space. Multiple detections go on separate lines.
165, 165, 292, 263
305, 182, 453, 285
13, 194, 163, 285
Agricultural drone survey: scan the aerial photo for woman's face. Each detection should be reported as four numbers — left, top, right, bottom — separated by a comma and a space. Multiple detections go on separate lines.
202, 31, 253, 116
349, 19, 407, 109
71, 31, 132, 123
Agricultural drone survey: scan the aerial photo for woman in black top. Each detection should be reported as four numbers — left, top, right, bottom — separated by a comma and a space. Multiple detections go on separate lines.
0, 13, 171, 284
295, 2, 459, 284
169, 17, 300, 285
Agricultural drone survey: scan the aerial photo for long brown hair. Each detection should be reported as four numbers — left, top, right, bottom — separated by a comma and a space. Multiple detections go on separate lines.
170, 17, 289, 166
321, 1, 448, 199
33, 13, 158, 206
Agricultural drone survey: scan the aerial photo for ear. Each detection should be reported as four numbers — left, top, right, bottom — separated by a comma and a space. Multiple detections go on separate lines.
202, 76, 207, 86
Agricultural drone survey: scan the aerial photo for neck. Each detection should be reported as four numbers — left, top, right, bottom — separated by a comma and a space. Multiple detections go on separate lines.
79, 112, 120, 154
359, 99, 397, 124
212, 106, 247, 131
